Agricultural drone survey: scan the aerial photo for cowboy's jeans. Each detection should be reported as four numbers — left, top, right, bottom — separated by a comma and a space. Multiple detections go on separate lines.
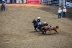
58, 13, 61, 18
1, 5, 5, 11
62, 12, 66, 18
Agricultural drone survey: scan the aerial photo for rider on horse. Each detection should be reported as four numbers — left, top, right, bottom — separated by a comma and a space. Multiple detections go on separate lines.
37, 17, 41, 23
37, 17, 42, 30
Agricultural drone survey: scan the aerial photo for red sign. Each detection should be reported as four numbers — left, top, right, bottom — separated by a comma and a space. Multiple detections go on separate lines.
27, 0, 41, 4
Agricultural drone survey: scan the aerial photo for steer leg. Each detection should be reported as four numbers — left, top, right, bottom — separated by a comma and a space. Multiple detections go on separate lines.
54, 29, 58, 34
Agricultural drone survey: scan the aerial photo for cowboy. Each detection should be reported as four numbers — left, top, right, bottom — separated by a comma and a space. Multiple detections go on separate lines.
58, 7, 62, 18
1, 0, 6, 11
62, 7, 67, 18
37, 17, 41, 26
37, 17, 42, 29
43, 22, 48, 26
37, 17, 41, 22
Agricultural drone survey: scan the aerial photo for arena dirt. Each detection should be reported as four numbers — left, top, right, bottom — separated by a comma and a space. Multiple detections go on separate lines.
0, 4, 72, 48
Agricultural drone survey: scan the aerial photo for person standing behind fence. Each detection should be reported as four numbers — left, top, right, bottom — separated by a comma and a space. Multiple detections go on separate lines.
1, 0, 6, 11
62, 7, 67, 18
58, 7, 62, 18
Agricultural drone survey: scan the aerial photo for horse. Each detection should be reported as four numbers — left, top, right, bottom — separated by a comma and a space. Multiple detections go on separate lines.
32, 19, 43, 32
32, 19, 38, 31
41, 26, 59, 34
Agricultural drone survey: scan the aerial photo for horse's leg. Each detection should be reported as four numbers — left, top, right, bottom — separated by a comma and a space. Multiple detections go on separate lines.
34, 26, 37, 32
35, 28, 37, 32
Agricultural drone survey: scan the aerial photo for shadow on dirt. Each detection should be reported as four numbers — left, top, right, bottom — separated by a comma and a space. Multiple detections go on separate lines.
29, 31, 57, 36
29, 29, 72, 37
29, 31, 40, 33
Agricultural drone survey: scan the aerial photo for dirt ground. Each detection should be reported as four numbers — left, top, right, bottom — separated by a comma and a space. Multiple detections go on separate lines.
0, 4, 72, 48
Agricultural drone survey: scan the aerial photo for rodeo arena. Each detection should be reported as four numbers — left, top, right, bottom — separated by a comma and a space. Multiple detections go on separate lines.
0, 0, 72, 48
